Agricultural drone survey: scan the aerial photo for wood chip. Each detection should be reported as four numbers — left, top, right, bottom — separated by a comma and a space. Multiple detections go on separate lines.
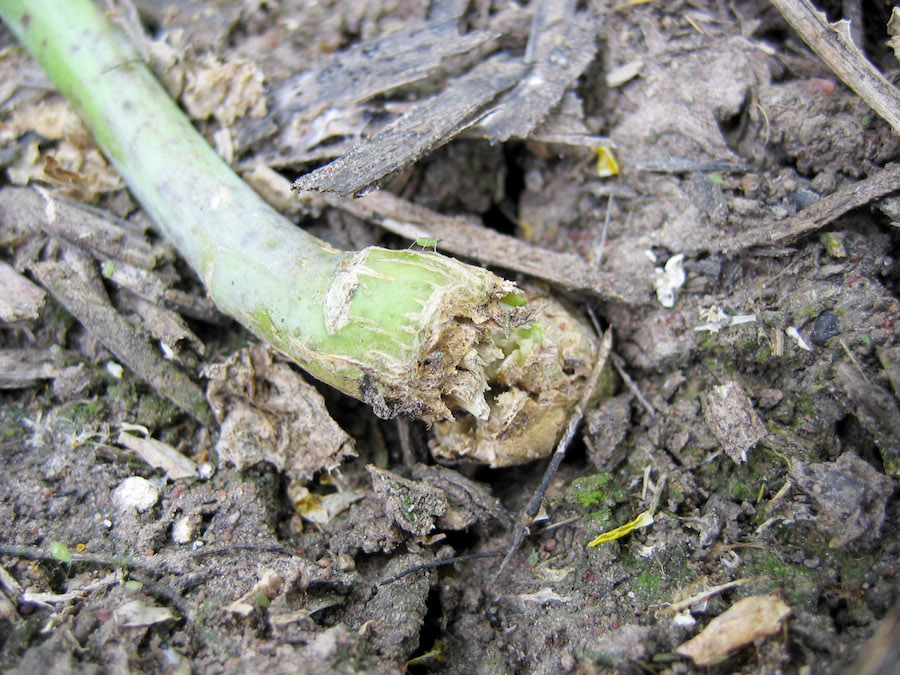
289, 6, 606, 195
271, 19, 497, 126
116, 290, 205, 367
770, 0, 900, 135
30, 260, 212, 424
724, 163, 900, 253
0, 186, 169, 269
0, 186, 220, 325
324, 190, 646, 305
292, 54, 527, 197
0, 260, 45, 322
473, 8, 603, 141
0, 349, 59, 389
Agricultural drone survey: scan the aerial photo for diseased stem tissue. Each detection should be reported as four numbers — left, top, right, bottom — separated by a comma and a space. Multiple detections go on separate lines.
0, 0, 613, 465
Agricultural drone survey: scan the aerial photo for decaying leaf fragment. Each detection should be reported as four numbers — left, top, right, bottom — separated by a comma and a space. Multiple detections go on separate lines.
703, 381, 767, 464
676, 594, 791, 666
117, 431, 199, 481
181, 55, 266, 125
4, 100, 121, 195
789, 452, 894, 547
368, 465, 448, 537
204, 344, 355, 482
289, 484, 364, 526
116, 599, 177, 627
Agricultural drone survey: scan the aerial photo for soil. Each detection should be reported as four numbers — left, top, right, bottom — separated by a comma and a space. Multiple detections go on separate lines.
1, 1, 899, 674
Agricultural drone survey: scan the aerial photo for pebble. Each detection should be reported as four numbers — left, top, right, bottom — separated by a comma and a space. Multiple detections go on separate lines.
787, 188, 821, 211
812, 310, 839, 345
171, 515, 195, 544
111, 477, 160, 513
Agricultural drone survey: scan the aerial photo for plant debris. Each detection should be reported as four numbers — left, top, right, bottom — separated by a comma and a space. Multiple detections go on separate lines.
30, 260, 212, 424
1, 0, 899, 672
0, 260, 45, 322
587, 509, 654, 547
789, 452, 895, 547
293, 55, 527, 197
203, 344, 356, 482
115, 599, 177, 628
703, 380, 768, 464
117, 430, 201, 481
367, 465, 448, 537
291, 2, 605, 197
676, 594, 791, 666
181, 56, 266, 126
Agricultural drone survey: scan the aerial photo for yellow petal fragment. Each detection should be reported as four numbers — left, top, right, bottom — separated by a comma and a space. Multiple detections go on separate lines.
592, 145, 620, 177
587, 509, 654, 547
406, 639, 443, 667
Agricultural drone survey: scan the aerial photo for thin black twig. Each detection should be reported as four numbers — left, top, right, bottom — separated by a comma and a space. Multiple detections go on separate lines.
611, 352, 658, 418
493, 313, 611, 582
0, 543, 170, 574
378, 550, 505, 586
182, 543, 296, 559
596, 195, 614, 268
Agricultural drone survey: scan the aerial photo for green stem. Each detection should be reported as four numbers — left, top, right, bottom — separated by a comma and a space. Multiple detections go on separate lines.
1, 0, 613, 463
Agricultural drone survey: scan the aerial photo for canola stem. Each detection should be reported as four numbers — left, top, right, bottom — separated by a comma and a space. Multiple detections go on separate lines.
2, 0, 615, 462
0, 0, 519, 422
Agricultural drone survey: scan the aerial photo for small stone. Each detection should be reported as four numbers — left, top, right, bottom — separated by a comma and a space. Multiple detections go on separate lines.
787, 188, 820, 210
740, 173, 761, 197
757, 388, 784, 409
111, 477, 160, 513
171, 515, 196, 543
673, 611, 696, 628
790, 452, 894, 547
811, 310, 839, 345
